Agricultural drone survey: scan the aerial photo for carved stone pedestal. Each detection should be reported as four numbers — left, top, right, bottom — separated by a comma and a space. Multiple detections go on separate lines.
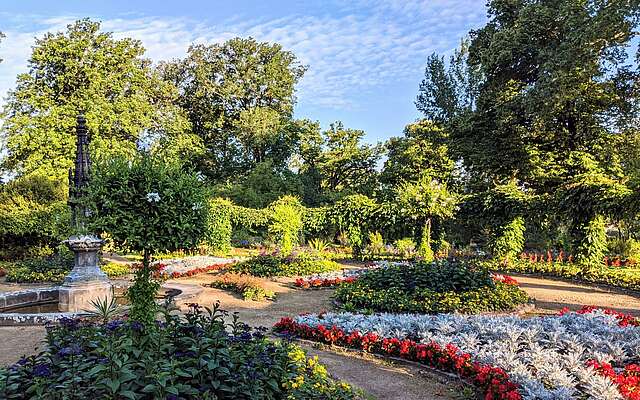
59, 235, 112, 313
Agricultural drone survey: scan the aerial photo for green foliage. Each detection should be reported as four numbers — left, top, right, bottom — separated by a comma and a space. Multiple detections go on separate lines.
574, 215, 608, 268
88, 155, 208, 255
87, 154, 207, 324
394, 238, 417, 259
308, 238, 329, 253
490, 217, 526, 262
160, 38, 306, 180
267, 196, 303, 255
86, 292, 124, 324
381, 120, 456, 190
215, 161, 304, 209
335, 261, 529, 314
206, 198, 233, 253
233, 253, 341, 278
0, 305, 363, 399
608, 238, 640, 259
329, 194, 380, 258
1, 19, 185, 179
4, 252, 74, 283
492, 258, 640, 292
0, 173, 70, 260
365, 232, 384, 257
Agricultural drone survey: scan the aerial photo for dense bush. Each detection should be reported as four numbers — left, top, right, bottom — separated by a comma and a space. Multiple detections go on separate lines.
0, 304, 363, 399
88, 155, 208, 324
206, 198, 233, 253
335, 261, 529, 314
267, 196, 303, 254
0, 173, 70, 261
232, 253, 342, 278
209, 272, 275, 301
491, 257, 640, 291
490, 217, 525, 262
4, 253, 74, 283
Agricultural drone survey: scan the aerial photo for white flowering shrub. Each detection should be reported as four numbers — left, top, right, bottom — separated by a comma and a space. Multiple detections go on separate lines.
294, 310, 640, 399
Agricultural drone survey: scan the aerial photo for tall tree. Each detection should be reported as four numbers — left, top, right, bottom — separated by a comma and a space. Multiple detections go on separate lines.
1, 19, 185, 179
381, 119, 455, 192
160, 38, 306, 180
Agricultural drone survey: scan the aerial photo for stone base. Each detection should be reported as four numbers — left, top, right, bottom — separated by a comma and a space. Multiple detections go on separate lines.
58, 282, 113, 313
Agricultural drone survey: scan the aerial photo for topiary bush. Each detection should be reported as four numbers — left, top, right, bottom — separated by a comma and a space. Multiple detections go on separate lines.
267, 196, 303, 255
335, 260, 529, 314
87, 155, 208, 325
0, 304, 363, 399
206, 198, 233, 253
490, 216, 526, 262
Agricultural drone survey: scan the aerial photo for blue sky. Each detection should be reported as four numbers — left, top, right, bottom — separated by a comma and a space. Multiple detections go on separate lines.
0, 0, 488, 143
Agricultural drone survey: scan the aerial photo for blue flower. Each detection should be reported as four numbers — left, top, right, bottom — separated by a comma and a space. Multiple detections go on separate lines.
32, 363, 51, 378
129, 321, 144, 332
58, 343, 83, 357
106, 320, 124, 331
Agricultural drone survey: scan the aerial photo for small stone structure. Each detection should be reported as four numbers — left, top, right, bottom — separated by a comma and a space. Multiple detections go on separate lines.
58, 235, 112, 312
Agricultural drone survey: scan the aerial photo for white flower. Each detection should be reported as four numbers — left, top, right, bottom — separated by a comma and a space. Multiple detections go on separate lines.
192, 203, 202, 211
146, 192, 161, 203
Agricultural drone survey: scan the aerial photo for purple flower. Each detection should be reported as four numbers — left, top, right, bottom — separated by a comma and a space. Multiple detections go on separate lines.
32, 363, 51, 378
129, 321, 144, 332
106, 320, 124, 331
58, 343, 83, 357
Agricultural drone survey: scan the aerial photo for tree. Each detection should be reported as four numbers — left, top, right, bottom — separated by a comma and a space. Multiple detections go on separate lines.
87, 155, 207, 324
395, 173, 457, 260
318, 122, 382, 198
381, 119, 455, 192
160, 38, 306, 180
459, 0, 639, 188
1, 19, 186, 179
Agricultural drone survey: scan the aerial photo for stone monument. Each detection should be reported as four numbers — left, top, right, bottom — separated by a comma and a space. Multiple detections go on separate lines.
58, 113, 112, 312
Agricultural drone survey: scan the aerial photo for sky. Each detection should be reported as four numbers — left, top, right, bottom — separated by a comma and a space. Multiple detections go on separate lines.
0, 0, 488, 143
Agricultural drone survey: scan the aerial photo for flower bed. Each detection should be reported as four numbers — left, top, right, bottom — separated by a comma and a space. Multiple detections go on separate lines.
208, 272, 275, 301
0, 304, 363, 399
275, 308, 640, 399
491, 255, 640, 292
335, 260, 530, 314
159, 263, 228, 279
232, 252, 342, 278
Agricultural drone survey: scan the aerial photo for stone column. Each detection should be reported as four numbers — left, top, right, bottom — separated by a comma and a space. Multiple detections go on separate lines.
58, 235, 112, 312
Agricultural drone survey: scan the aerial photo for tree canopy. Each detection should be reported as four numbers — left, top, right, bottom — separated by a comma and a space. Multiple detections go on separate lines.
1, 19, 186, 179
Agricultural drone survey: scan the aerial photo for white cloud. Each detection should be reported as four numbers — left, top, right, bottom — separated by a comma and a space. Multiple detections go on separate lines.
0, 1, 486, 110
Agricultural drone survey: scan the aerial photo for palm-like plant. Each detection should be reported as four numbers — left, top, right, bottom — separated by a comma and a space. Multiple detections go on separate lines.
85, 290, 125, 324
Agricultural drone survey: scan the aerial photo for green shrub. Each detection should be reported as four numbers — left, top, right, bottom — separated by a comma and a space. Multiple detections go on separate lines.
88, 155, 208, 325
267, 196, 303, 255
574, 215, 607, 268
0, 174, 70, 261
206, 198, 233, 253
491, 258, 640, 291
335, 260, 529, 314
394, 238, 417, 258
365, 231, 384, 257
4, 252, 74, 283
233, 252, 341, 278
100, 262, 131, 278
0, 305, 363, 399
490, 217, 526, 262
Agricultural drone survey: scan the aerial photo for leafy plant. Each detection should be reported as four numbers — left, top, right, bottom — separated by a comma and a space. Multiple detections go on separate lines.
85, 292, 124, 324
0, 303, 363, 399
87, 154, 208, 325
308, 238, 329, 253
267, 196, 303, 255
490, 217, 526, 262
232, 252, 342, 278
394, 238, 417, 258
100, 262, 131, 278
335, 260, 529, 314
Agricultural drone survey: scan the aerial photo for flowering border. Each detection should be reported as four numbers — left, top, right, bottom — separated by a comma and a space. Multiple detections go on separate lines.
559, 305, 640, 327
153, 263, 229, 279
274, 318, 522, 400
294, 276, 357, 289
589, 360, 640, 400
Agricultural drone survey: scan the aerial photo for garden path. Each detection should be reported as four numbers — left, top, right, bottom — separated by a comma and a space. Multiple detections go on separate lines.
1, 272, 640, 399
